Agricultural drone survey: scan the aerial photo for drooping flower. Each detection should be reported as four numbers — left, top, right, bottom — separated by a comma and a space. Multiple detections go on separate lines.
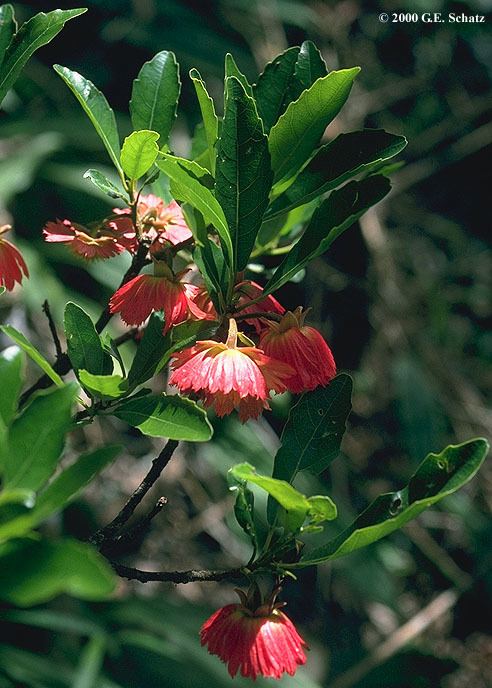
187, 285, 218, 322
109, 264, 208, 332
43, 219, 124, 260
235, 280, 285, 333
169, 319, 293, 421
0, 225, 28, 291
200, 591, 307, 680
260, 307, 336, 393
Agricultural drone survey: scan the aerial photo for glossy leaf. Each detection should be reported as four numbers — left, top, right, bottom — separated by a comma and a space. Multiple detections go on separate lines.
263, 176, 391, 296
224, 52, 253, 96
229, 462, 311, 531
113, 393, 213, 441
0, 346, 23, 426
53, 64, 122, 174
273, 374, 353, 482
157, 155, 232, 265
215, 77, 272, 271
268, 129, 407, 218
299, 438, 490, 566
291, 41, 328, 98
78, 370, 126, 399
0, 325, 63, 387
0, 8, 86, 104
83, 169, 128, 200
127, 313, 170, 388
130, 50, 180, 146
190, 68, 218, 174
121, 129, 159, 180
269, 67, 360, 182
0, 538, 116, 605
4, 383, 77, 491
0, 4, 15, 71
64, 302, 113, 376
254, 42, 327, 132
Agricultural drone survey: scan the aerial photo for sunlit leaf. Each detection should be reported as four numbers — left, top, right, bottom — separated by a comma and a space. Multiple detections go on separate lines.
269, 67, 360, 182
130, 50, 180, 147
299, 438, 490, 565
0, 325, 63, 387
113, 393, 213, 441
120, 129, 159, 180
0, 8, 86, 104
53, 64, 122, 174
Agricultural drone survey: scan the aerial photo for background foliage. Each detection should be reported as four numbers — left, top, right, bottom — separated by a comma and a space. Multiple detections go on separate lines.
0, 1, 490, 686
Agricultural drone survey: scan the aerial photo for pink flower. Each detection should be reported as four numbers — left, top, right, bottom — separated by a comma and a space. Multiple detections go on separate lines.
0, 226, 28, 291
169, 319, 293, 422
109, 265, 209, 332
235, 280, 285, 333
260, 307, 336, 393
112, 196, 193, 255
200, 602, 307, 680
43, 219, 124, 260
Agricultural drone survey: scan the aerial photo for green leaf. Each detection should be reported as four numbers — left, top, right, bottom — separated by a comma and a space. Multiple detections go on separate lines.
0, 446, 120, 542
34, 445, 119, 525
233, 485, 257, 547
224, 53, 253, 97
193, 239, 227, 306
0, 325, 63, 387
0, 346, 24, 426
0, 488, 34, 510
157, 155, 232, 265
127, 312, 170, 388
229, 462, 310, 531
64, 302, 113, 376
0, 5, 16, 72
0, 8, 86, 104
263, 176, 391, 296
83, 169, 128, 200
291, 41, 328, 97
269, 67, 360, 182
215, 76, 273, 271
120, 129, 159, 180
53, 64, 122, 174
299, 438, 490, 566
4, 383, 77, 491
254, 42, 327, 133
73, 634, 107, 688
268, 129, 407, 218
130, 50, 180, 147
78, 370, 126, 399
190, 68, 218, 174
307, 495, 337, 523
0, 538, 116, 605
273, 374, 353, 482
113, 393, 213, 441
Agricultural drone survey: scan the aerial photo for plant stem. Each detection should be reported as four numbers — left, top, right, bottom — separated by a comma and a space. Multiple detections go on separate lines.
90, 439, 179, 547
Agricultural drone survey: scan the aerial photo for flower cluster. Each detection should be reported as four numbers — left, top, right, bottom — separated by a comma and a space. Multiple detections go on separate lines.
41, 193, 337, 421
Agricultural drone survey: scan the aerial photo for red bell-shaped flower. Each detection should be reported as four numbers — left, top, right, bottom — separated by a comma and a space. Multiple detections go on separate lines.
260, 307, 336, 393
200, 589, 307, 680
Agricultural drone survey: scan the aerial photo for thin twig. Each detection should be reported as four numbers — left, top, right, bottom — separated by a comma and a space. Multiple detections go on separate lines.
110, 561, 247, 584
42, 300, 63, 358
110, 497, 168, 550
91, 440, 179, 547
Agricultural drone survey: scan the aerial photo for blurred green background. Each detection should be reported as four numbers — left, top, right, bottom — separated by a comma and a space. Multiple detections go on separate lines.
0, 0, 491, 686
